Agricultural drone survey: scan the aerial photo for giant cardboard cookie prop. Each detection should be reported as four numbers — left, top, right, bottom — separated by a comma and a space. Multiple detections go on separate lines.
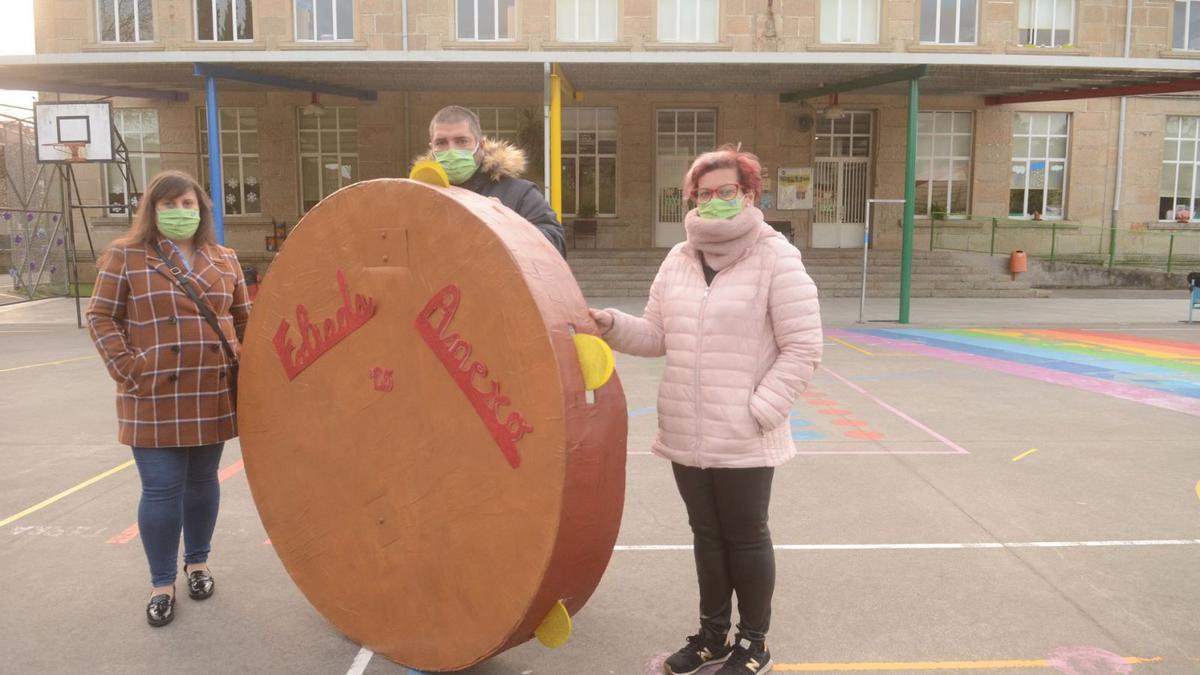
238, 170, 628, 672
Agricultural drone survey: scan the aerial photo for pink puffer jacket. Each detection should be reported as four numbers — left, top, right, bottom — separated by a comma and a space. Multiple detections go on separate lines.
604, 207, 823, 469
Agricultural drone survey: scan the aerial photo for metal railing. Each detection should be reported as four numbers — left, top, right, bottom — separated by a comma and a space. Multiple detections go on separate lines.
927, 216, 1200, 273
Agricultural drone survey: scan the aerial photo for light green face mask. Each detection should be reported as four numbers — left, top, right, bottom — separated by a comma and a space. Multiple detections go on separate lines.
157, 208, 201, 240
434, 147, 479, 185
697, 196, 746, 220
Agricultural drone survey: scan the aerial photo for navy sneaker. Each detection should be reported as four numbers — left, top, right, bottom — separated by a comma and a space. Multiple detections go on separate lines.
663, 632, 733, 674
714, 634, 772, 674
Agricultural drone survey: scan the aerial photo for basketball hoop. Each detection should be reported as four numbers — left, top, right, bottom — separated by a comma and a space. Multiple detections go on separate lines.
47, 142, 89, 163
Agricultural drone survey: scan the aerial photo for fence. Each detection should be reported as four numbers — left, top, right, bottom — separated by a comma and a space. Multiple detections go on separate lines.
929, 216, 1200, 274
1, 107, 71, 305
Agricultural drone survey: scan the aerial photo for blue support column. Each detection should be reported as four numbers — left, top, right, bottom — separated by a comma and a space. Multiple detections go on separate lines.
204, 75, 226, 245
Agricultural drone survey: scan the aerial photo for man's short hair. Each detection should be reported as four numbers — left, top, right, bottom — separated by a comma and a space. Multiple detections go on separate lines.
430, 106, 483, 141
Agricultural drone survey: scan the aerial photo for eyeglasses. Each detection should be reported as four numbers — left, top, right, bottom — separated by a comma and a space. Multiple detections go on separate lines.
430, 136, 478, 152
695, 184, 742, 203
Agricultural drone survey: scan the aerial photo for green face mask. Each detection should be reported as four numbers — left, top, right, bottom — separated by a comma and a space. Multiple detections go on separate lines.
697, 196, 746, 220
157, 208, 201, 240
434, 147, 479, 185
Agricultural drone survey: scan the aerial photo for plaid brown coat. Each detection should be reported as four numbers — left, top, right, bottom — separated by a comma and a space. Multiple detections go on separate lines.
87, 238, 251, 448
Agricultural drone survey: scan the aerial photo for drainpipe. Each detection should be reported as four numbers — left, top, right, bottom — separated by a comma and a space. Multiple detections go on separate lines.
401, 0, 409, 51
1110, 0, 1134, 266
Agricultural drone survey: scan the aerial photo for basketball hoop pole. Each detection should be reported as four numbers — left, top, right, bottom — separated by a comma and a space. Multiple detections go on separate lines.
58, 164, 83, 329
860, 199, 906, 324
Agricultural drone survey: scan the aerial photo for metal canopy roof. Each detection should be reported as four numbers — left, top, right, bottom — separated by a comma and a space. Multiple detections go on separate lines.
1, 51, 1197, 102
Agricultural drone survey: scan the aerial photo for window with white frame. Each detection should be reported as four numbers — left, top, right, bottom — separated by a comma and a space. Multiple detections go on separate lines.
558, 0, 618, 42
196, 0, 254, 41
105, 109, 161, 215
1018, 0, 1073, 47
920, 0, 977, 44
471, 107, 520, 145
299, 108, 358, 212
98, 0, 154, 42
199, 108, 261, 215
295, 0, 353, 40
657, 0, 719, 43
1160, 116, 1199, 221
656, 109, 717, 158
820, 0, 880, 43
562, 108, 617, 217
1010, 112, 1069, 219
917, 112, 973, 217
814, 112, 873, 158
1174, 1, 1200, 50
457, 0, 517, 40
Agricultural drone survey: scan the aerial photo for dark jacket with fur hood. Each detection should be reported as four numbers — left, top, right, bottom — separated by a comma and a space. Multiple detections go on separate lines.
420, 138, 566, 256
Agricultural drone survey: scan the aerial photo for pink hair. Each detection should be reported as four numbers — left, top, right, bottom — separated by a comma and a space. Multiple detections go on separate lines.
682, 144, 763, 202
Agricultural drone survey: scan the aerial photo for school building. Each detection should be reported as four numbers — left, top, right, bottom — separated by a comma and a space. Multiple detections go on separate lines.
4, 0, 1200, 269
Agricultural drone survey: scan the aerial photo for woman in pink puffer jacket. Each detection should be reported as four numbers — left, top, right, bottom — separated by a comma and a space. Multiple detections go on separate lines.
590, 146, 822, 675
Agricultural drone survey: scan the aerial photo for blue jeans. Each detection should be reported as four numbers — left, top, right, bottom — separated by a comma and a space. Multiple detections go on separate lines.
131, 443, 224, 587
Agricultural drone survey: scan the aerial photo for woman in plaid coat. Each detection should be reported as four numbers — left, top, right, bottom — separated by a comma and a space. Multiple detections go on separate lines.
87, 170, 250, 628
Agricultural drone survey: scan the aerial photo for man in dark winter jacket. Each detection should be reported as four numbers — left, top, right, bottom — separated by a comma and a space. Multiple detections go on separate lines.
425, 106, 566, 257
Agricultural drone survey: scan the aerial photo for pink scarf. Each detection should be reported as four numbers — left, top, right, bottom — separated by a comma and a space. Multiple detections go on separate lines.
684, 206, 770, 270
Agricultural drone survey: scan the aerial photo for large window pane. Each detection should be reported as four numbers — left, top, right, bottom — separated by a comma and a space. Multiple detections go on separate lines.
296, 0, 315, 39
316, 0, 334, 39
918, 111, 973, 216
1162, 116, 1200, 221
197, 0, 253, 40
105, 109, 160, 215
297, 107, 359, 213
100, 1, 117, 41
1019, 0, 1073, 47
336, 0, 353, 38
920, 0, 937, 42
199, 108, 262, 215
821, 0, 880, 43
100, 0, 153, 41
457, 0, 475, 38
658, 0, 717, 42
1011, 112, 1069, 219
564, 108, 618, 216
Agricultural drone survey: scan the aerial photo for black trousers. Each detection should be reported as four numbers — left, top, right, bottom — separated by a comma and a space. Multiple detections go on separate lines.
672, 462, 776, 643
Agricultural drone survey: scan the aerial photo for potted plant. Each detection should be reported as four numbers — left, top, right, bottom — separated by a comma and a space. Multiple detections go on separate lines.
1175, 204, 1193, 223
930, 204, 947, 221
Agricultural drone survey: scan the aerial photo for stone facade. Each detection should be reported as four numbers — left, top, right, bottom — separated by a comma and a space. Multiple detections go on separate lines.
33, 0, 1189, 56
29, 0, 1200, 256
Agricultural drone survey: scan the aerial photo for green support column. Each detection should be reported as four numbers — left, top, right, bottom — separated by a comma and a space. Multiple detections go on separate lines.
899, 77, 919, 324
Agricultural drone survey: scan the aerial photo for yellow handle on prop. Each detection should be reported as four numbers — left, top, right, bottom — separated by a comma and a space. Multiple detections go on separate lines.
409, 160, 450, 188
573, 333, 614, 391
535, 600, 572, 648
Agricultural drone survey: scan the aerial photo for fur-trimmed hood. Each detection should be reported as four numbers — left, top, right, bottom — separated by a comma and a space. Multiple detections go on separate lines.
416, 137, 527, 182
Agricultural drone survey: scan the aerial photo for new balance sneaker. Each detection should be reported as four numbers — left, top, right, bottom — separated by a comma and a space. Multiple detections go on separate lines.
663, 632, 733, 675
714, 635, 773, 674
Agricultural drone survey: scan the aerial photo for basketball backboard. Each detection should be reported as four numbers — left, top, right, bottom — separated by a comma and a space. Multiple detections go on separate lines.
33, 102, 114, 163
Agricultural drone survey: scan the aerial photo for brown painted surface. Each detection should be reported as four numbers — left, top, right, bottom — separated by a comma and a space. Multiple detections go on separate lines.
238, 179, 627, 672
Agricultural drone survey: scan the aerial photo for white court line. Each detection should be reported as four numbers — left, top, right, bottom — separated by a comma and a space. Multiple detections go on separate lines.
346, 646, 373, 675
614, 539, 1200, 552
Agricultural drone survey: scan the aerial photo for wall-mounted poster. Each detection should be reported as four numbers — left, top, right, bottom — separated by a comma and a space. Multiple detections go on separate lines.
778, 168, 813, 210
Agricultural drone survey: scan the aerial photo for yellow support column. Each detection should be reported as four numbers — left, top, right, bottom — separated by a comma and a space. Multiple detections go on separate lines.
550, 70, 563, 221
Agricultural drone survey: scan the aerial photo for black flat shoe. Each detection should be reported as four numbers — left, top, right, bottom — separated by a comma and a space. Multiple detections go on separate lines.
146, 589, 175, 627
184, 565, 214, 600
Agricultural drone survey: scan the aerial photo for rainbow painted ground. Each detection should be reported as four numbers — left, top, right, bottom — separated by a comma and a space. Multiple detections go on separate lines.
834, 328, 1200, 417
